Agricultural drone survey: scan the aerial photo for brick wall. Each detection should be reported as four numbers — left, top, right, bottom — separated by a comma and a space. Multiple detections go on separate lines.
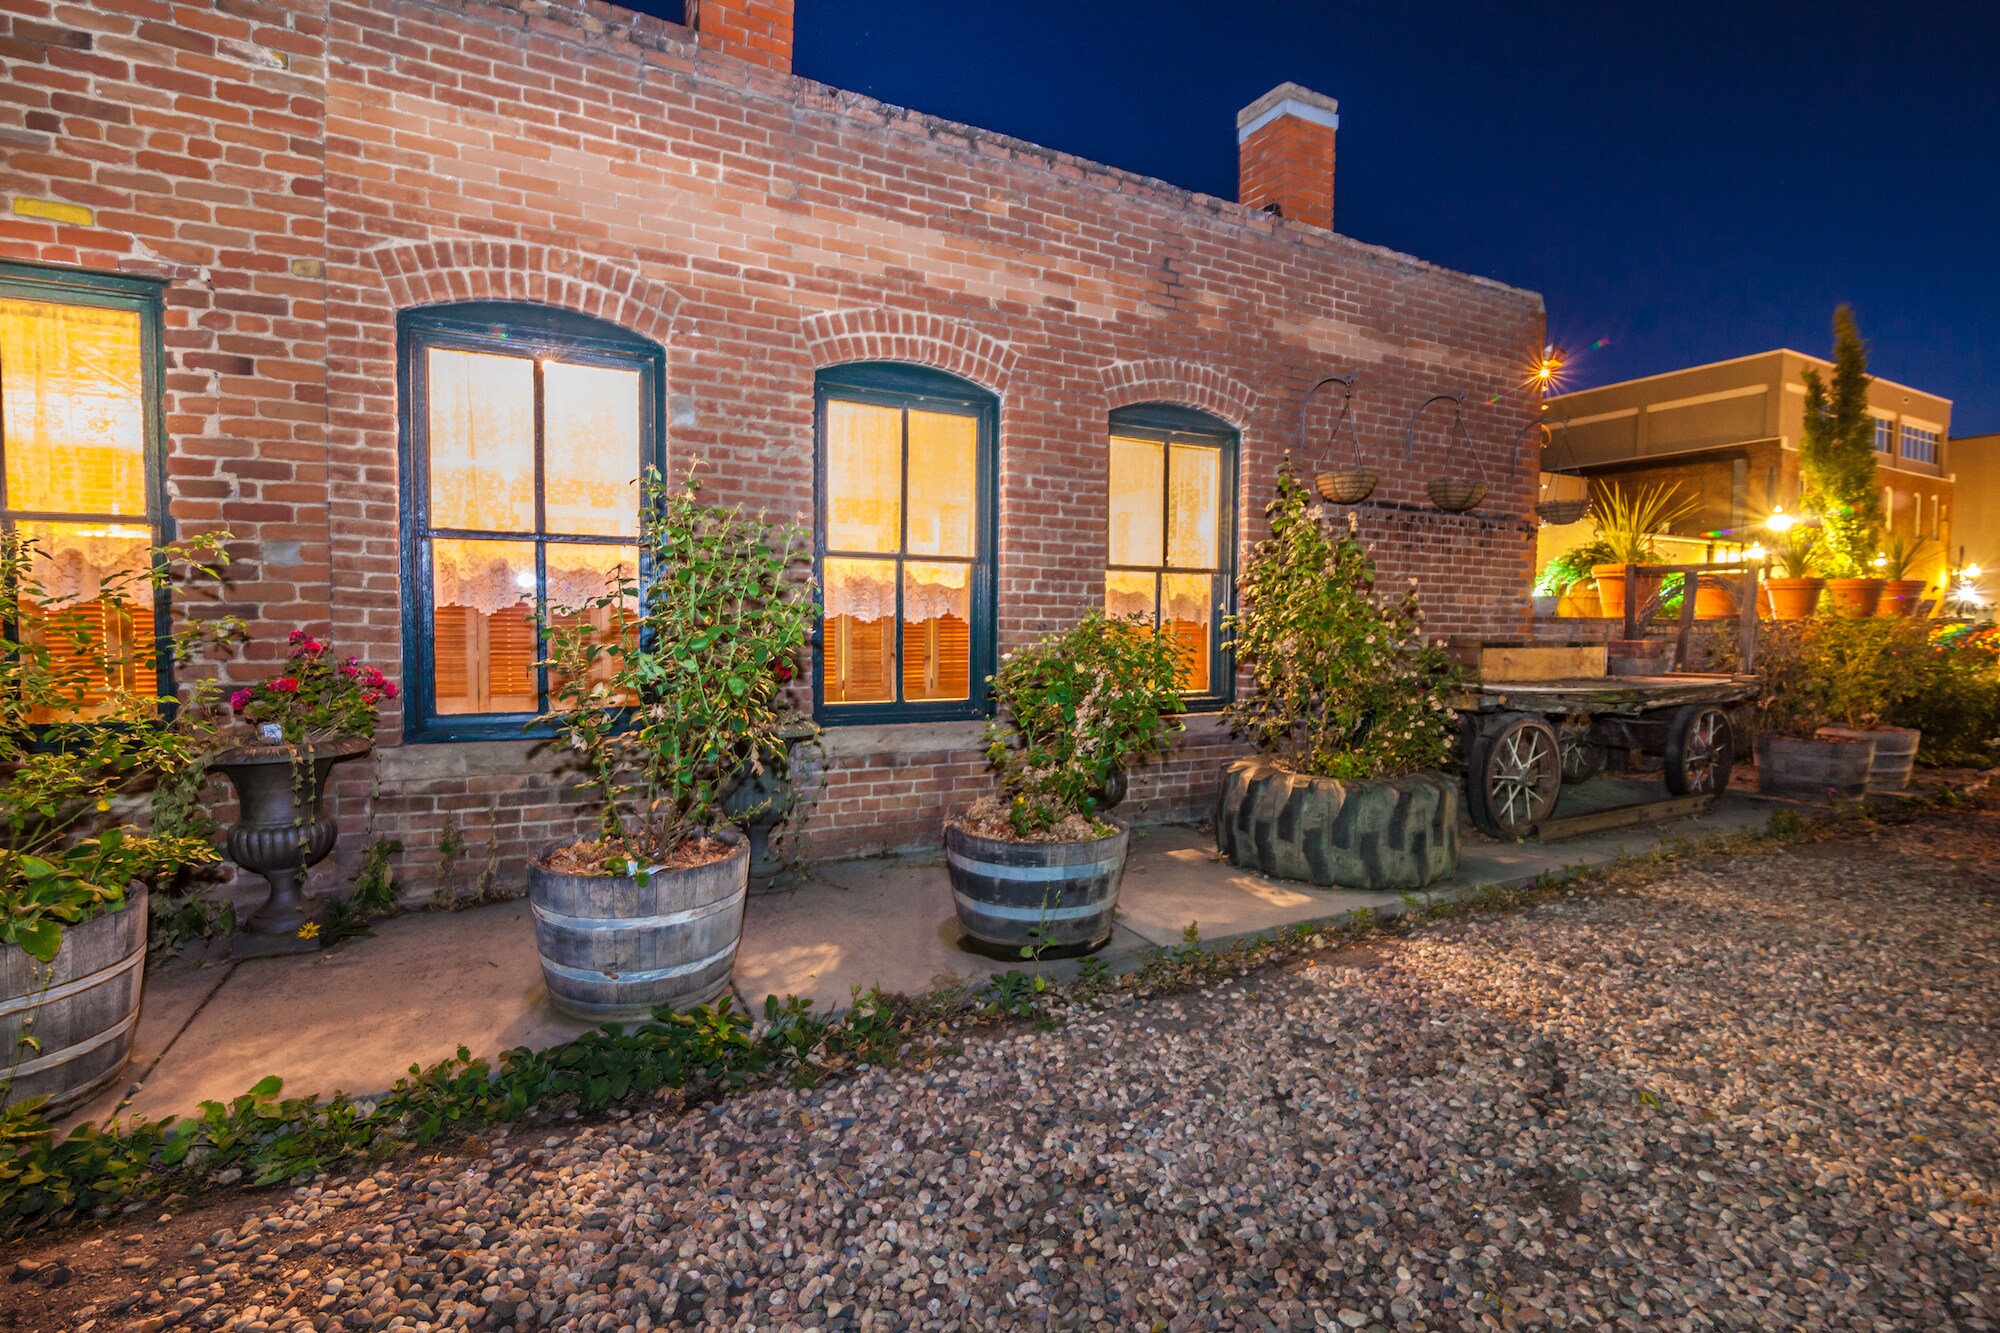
2, 0, 1545, 886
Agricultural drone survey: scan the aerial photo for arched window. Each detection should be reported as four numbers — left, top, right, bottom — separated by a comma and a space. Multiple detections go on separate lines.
814, 363, 996, 724
1105, 403, 1238, 708
0, 261, 169, 720
399, 302, 664, 742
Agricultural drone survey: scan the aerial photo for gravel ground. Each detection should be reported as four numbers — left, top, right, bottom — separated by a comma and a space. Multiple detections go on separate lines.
11, 804, 1999, 1331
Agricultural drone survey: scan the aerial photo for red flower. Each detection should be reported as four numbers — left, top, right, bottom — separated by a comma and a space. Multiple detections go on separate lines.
361, 690, 380, 705
270, 677, 299, 694
772, 661, 794, 684
381, 680, 399, 700
229, 688, 253, 712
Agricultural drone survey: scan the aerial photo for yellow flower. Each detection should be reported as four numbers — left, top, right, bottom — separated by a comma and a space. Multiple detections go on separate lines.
296, 922, 321, 940
95, 799, 111, 812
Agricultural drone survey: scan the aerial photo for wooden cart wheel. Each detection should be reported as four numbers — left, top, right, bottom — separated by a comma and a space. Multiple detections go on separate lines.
1468, 714, 1562, 838
1558, 720, 1607, 783
1663, 704, 1734, 796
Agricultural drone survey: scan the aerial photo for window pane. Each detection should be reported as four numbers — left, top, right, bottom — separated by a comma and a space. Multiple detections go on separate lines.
18, 520, 156, 719
825, 400, 901, 554
1105, 569, 1157, 625
548, 543, 638, 704
431, 538, 538, 714
1108, 436, 1164, 567
822, 556, 897, 704
1168, 444, 1221, 569
543, 360, 641, 538
903, 561, 970, 701
905, 409, 977, 557
427, 348, 536, 534
1162, 573, 1214, 694
0, 298, 148, 517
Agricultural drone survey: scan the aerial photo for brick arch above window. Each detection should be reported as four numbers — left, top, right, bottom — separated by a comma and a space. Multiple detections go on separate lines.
368, 240, 680, 348
801, 307, 1016, 396
1100, 358, 1259, 430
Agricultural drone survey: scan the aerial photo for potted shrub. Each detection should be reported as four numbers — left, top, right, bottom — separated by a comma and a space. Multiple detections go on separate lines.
0, 531, 239, 1115
1745, 619, 1921, 794
1535, 542, 1611, 618
212, 632, 391, 951
1762, 527, 1825, 621
1215, 463, 1461, 890
1588, 482, 1696, 623
1875, 533, 1935, 619
535, 469, 814, 1020
945, 611, 1183, 956
1799, 307, 1885, 617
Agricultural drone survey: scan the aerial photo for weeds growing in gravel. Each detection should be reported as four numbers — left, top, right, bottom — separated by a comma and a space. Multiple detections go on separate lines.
0, 782, 1976, 1235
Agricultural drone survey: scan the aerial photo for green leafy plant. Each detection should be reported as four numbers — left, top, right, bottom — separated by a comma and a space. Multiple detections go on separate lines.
1725, 618, 1934, 735
1799, 306, 1883, 578
227, 631, 392, 744
1770, 526, 1822, 580
1587, 481, 1697, 566
1534, 540, 1612, 597
542, 466, 816, 871
0, 530, 242, 964
1876, 532, 1936, 583
1224, 461, 1458, 781
980, 611, 1185, 838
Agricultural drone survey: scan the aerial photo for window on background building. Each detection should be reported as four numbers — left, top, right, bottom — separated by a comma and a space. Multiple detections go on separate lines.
400, 304, 661, 741
1104, 405, 1236, 706
1873, 416, 1895, 453
1901, 424, 1938, 465
814, 365, 995, 723
0, 263, 166, 720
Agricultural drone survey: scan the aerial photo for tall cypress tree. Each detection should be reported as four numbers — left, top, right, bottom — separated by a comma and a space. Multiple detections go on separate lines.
1798, 305, 1881, 577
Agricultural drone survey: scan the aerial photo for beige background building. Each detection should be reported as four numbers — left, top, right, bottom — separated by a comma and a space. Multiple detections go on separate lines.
1948, 432, 1999, 601
1538, 350, 1954, 589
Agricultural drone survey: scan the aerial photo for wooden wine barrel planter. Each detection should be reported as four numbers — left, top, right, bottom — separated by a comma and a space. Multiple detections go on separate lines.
1754, 734, 1874, 797
526, 832, 747, 1021
945, 820, 1128, 955
0, 886, 147, 1117
1816, 725, 1920, 791
1215, 758, 1458, 890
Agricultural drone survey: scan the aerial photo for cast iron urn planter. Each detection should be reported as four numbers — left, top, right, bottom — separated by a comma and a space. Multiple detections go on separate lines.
212, 734, 371, 951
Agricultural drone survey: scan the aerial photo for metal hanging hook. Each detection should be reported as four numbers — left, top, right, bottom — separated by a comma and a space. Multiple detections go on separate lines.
1300, 374, 1378, 504
1298, 374, 1356, 464
1406, 391, 1488, 513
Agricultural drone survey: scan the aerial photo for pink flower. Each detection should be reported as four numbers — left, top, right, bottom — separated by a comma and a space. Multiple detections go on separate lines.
338, 661, 360, 678
288, 629, 307, 645
270, 677, 299, 694
381, 680, 398, 700
229, 688, 253, 712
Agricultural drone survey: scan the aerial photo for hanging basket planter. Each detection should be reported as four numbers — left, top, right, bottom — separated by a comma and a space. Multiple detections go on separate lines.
1532, 418, 1592, 525
1427, 477, 1488, 512
1300, 373, 1378, 505
1405, 392, 1489, 514
1316, 467, 1379, 505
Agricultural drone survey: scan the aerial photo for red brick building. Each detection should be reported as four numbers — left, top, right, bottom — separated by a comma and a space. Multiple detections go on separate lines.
0, 0, 1545, 884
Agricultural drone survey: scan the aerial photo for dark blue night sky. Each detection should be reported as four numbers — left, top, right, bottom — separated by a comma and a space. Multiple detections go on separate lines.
636, 2, 2000, 433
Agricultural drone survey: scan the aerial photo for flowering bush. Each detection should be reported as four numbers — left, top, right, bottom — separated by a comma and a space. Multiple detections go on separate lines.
230, 631, 392, 744
0, 529, 243, 963
1225, 461, 1458, 781
978, 612, 1185, 839
542, 467, 816, 872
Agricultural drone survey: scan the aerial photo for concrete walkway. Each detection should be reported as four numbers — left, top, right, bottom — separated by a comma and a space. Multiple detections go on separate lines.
68, 778, 1791, 1129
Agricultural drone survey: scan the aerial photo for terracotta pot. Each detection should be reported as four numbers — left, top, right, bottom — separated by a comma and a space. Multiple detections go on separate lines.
1693, 574, 1738, 621
1556, 588, 1601, 618
1876, 578, 1927, 618
1825, 577, 1884, 618
1761, 576, 1824, 620
1591, 564, 1664, 622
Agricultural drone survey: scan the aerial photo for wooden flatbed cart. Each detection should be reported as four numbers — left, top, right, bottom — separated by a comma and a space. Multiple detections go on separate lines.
1454, 671, 1757, 839
1452, 558, 1762, 840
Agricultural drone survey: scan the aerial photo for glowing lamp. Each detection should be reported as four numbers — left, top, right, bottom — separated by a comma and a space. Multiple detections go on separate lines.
1764, 507, 1797, 534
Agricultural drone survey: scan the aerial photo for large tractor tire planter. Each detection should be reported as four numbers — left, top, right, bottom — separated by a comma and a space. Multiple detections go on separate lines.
1214, 758, 1459, 891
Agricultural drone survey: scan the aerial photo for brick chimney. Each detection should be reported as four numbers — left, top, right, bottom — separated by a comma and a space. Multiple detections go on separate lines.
689, 0, 794, 73
1237, 83, 1339, 231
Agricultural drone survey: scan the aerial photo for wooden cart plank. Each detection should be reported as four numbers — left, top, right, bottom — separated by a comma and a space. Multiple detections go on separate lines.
1531, 793, 1717, 841
1452, 673, 1754, 717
